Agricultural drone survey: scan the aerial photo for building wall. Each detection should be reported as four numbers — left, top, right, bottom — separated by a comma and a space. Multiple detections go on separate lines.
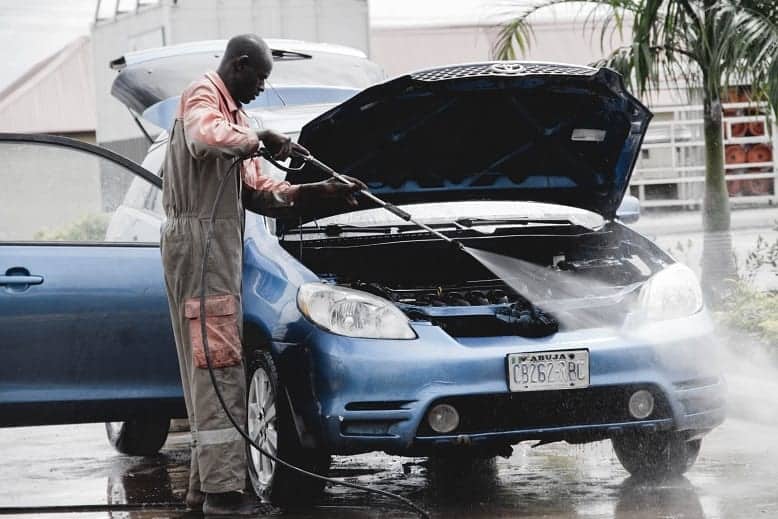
370, 19, 688, 106
370, 20, 628, 78
92, 0, 369, 161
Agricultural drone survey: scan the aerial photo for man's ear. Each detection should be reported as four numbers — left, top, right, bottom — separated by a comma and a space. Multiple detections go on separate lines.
235, 55, 250, 71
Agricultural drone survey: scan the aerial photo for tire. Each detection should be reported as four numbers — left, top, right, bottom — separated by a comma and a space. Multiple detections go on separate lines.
612, 432, 701, 480
105, 419, 170, 456
246, 350, 331, 507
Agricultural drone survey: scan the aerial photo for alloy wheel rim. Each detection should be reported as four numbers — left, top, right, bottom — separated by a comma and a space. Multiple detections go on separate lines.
248, 368, 278, 486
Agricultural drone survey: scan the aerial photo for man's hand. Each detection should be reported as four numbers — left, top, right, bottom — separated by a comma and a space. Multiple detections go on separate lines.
319, 176, 367, 206
299, 175, 367, 207
257, 129, 296, 160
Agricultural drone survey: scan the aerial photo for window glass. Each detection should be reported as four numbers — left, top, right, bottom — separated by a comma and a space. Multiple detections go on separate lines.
0, 141, 163, 243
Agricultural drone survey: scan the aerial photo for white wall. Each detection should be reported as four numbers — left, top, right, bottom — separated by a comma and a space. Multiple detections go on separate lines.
370, 17, 689, 107
370, 19, 630, 78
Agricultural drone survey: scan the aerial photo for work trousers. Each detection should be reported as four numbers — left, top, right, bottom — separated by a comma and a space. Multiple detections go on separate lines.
161, 215, 247, 494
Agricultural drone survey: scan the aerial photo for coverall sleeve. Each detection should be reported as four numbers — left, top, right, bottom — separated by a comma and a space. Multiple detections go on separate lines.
243, 157, 300, 207
182, 84, 259, 160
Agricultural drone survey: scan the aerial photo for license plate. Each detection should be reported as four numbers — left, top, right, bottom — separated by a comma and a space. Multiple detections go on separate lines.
507, 349, 589, 392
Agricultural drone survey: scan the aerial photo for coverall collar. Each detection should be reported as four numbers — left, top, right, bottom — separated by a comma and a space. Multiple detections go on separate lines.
205, 71, 240, 116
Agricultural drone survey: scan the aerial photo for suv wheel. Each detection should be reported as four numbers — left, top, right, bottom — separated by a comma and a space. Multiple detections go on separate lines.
612, 432, 701, 479
246, 350, 331, 506
105, 419, 170, 456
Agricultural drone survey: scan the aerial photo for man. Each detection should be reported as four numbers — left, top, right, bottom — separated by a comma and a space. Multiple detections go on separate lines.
160, 34, 363, 516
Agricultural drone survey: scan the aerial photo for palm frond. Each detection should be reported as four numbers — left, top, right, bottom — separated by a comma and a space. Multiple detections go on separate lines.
714, 2, 778, 114
492, 0, 638, 60
495, 0, 778, 117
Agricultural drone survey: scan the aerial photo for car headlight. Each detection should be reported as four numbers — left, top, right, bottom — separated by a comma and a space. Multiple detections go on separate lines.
297, 282, 416, 339
633, 263, 703, 322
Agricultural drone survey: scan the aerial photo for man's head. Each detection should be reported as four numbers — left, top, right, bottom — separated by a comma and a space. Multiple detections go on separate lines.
217, 34, 273, 105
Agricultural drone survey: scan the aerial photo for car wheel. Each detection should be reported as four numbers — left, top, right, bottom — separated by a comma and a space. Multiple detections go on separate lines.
612, 432, 701, 479
246, 350, 331, 507
105, 419, 170, 456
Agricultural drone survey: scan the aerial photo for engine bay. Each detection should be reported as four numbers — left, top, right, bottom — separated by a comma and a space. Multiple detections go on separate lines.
281, 222, 670, 336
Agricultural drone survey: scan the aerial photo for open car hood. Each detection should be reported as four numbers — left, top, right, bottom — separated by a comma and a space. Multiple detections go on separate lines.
110, 39, 384, 129
284, 62, 651, 227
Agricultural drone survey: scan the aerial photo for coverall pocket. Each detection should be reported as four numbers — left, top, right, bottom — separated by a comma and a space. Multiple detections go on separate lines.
184, 294, 242, 369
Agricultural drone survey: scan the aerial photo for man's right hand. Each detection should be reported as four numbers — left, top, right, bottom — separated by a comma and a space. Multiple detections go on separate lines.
257, 129, 294, 160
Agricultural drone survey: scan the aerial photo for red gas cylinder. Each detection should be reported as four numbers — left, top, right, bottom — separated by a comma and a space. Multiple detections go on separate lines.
725, 145, 747, 164
725, 145, 748, 196
746, 144, 774, 195
748, 120, 765, 136
730, 121, 748, 137
747, 144, 772, 164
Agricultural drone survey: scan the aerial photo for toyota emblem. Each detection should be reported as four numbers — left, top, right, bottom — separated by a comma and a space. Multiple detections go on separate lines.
489, 62, 527, 75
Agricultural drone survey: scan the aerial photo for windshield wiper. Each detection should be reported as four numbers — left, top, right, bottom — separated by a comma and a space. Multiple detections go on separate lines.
288, 218, 575, 238
455, 217, 573, 227
288, 224, 398, 237
290, 222, 464, 237
271, 49, 312, 60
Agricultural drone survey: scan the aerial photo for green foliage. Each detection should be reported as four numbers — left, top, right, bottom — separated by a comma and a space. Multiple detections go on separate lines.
494, 0, 778, 116
716, 282, 778, 346
741, 0, 778, 24
743, 232, 778, 283
33, 213, 109, 242
714, 232, 778, 347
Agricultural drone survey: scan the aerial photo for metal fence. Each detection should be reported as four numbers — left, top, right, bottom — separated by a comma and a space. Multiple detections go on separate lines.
630, 102, 776, 208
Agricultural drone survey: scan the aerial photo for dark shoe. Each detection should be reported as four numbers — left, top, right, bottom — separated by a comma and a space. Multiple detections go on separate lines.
185, 488, 205, 510
202, 491, 274, 516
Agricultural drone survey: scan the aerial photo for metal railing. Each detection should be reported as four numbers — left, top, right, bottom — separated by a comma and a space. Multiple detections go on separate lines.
630, 102, 776, 208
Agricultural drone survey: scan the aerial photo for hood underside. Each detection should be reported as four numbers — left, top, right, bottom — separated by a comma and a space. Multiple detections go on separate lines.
285, 62, 651, 226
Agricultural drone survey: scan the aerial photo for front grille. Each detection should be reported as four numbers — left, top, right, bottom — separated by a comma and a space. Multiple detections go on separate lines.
411, 62, 597, 82
416, 385, 670, 436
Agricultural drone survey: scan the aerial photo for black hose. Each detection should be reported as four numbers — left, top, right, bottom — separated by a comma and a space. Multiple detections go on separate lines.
198, 156, 431, 519
0, 503, 184, 515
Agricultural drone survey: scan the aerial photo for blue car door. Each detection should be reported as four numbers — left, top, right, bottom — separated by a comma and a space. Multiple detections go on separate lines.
0, 134, 184, 426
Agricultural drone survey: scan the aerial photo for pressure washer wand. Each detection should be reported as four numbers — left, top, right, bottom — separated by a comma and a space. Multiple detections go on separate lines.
295, 151, 461, 246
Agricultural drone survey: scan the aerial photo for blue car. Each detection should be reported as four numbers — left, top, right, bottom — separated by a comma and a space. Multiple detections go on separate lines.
0, 42, 724, 506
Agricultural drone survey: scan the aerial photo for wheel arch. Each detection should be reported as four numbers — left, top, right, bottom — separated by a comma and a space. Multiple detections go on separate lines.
243, 329, 325, 450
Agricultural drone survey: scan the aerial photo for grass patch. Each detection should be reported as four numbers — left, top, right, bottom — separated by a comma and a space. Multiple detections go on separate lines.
33, 213, 109, 242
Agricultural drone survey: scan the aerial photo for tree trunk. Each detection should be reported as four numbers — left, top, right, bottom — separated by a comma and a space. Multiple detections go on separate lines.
700, 89, 737, 305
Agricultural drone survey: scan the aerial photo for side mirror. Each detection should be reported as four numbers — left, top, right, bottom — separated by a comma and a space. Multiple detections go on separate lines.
616, 195, 640, 224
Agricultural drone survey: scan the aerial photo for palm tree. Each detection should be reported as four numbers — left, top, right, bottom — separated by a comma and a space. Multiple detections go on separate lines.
495, 0, 778, 303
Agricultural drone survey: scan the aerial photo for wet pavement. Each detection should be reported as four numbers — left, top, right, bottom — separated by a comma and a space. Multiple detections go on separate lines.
1, 357, 777, 519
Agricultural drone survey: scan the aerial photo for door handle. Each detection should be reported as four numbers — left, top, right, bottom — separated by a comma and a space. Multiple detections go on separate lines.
0, 275, 44, 286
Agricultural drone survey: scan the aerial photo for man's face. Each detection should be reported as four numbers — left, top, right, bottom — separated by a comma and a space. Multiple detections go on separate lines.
233, 54, 272, 105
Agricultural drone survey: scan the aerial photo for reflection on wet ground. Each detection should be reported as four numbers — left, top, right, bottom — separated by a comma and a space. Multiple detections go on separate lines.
1, 414, 776, 518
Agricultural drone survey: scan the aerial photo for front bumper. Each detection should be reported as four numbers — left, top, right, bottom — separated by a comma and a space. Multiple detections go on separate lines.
274, 310, 726, 455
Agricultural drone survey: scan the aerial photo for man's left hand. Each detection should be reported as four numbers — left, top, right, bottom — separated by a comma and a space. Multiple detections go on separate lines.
299, 176, 366, 207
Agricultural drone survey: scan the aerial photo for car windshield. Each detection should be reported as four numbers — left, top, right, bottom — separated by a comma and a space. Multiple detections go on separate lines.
299, 201, 605, 231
